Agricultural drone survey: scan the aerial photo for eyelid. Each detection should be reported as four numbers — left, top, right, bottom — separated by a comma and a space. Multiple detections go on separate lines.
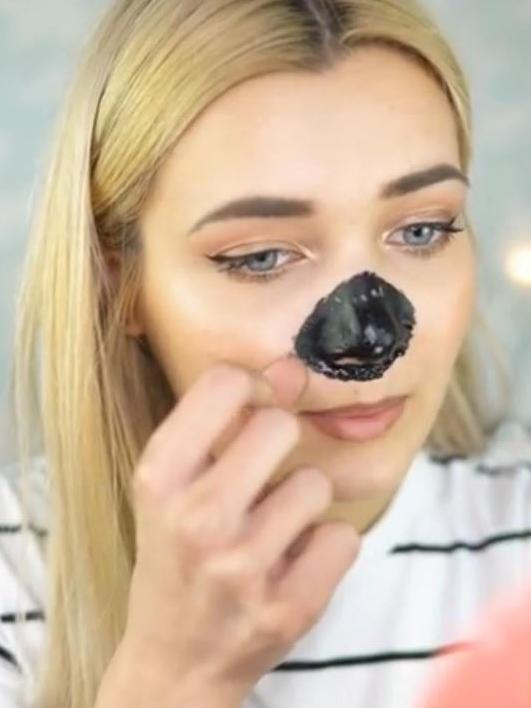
207, 214, 463, 282
208, 246, 305, 278
383, 217, 464, 260
387, 214, 463, 236
213, 247, 295, 265
384, 208, 464, 232
212, 239, 309, 257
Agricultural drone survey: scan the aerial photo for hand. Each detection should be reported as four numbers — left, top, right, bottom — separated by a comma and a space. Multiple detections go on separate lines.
96, 360, 360, 708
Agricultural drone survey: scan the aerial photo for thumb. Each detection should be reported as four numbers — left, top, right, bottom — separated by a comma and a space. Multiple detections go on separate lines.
260, 354, 309, 411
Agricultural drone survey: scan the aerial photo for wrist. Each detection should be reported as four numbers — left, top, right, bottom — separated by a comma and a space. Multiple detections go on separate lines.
95, 639, 246, 708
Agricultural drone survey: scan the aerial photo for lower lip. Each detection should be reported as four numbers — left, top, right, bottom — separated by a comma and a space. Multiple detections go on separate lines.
301, 399, 407, 442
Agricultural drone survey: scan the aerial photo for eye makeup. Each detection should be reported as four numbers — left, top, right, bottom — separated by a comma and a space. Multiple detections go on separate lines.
206, 215, 464, 283
388, 216, 464, 259
207, 248, 302, 283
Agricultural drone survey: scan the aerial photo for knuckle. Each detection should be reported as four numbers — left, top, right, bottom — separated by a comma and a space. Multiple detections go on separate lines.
169, 497, 231, 549
202, 548, 262, 590
133, 461, 157, 499
255, 603, 296, 645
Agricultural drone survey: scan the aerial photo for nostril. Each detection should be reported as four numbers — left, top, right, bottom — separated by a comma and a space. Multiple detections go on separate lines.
334, 355, 365, 365
293, 271, 417, 382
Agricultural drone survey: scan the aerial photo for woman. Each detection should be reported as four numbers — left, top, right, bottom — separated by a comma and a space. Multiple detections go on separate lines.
1, 0, 530, 706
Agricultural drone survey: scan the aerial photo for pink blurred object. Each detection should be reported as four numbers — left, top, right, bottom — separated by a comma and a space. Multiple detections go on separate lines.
420, 581, 531, 708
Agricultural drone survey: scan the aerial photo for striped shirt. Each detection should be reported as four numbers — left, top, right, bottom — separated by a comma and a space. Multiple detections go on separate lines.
0, 420, 530, 708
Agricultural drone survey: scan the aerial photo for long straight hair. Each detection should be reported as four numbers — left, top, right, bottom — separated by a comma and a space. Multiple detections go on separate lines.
10, 1, 507, 706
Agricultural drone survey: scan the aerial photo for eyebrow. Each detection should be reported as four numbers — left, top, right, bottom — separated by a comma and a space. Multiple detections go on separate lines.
187, 163, 469, 235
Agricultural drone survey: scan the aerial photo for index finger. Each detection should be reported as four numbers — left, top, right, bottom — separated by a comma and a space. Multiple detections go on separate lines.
136, 361, 302, 497
210, 354, 310, 456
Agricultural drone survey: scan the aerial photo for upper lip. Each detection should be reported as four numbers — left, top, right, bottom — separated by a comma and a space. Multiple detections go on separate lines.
300, 396, 408, 417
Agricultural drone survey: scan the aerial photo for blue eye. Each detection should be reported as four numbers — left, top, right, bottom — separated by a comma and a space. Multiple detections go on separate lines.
208, 248, 300, 283
405, 223, 441, 246
238, 250, 281, 272
389, 217, 464, 256
208, 217, 464, 285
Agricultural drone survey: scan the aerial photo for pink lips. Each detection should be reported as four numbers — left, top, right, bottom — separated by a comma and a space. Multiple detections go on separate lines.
301, 396, 408, 442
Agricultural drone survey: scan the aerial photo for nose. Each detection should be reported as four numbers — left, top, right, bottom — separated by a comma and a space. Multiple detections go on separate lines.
293, 271, 416, 382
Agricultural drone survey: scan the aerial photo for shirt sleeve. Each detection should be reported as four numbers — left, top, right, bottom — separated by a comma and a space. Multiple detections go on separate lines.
0, 460, 48, 708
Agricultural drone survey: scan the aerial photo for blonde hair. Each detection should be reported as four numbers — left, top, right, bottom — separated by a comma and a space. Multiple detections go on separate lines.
10, 0, 508, 706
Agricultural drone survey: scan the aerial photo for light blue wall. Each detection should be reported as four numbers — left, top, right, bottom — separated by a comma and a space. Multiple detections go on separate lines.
0, 1, 530, 460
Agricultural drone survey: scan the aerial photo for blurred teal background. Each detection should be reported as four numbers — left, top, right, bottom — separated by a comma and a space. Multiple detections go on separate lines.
0, 1, 530, 461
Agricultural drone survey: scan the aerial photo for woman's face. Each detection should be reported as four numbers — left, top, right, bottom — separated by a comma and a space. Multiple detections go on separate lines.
133, 46, 475, 529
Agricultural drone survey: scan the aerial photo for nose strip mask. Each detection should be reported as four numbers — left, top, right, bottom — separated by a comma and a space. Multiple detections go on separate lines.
293, 271, 416, 382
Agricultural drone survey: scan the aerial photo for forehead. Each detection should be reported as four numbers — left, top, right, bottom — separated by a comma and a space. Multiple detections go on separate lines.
149, 46, 460, 216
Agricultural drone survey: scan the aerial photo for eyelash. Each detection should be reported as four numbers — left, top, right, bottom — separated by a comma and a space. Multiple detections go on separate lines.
208, 217, 464, 283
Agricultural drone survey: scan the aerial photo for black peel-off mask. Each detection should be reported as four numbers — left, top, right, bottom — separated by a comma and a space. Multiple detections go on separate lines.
292, 271, 416, 382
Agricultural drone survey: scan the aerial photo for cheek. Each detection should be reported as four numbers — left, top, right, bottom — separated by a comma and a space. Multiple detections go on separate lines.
414, 243, 476, 372
138, 272, 298, 396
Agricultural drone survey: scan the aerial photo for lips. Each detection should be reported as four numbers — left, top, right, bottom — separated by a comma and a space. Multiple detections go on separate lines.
302, 395, 407, 417
300, 396, 408, 442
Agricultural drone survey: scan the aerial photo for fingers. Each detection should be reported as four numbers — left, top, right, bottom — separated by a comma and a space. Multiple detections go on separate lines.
274, 522, 360, 625
199, 406, 303, 519
210, 355, 309, 456
136, 362, 279, 498
260, 354, 309, 411
241, 468, 334, 570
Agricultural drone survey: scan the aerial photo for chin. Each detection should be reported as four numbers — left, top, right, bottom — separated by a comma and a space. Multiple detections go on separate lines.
277, 396, 432, 502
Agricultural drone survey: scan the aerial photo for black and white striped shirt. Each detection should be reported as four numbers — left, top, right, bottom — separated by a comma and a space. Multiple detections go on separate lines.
244, 420, 531, 708
0, 420, 530, 708
0, 456, 47, 708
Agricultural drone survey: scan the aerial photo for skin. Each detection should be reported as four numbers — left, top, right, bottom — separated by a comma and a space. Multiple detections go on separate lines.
124, 46, 476, 534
